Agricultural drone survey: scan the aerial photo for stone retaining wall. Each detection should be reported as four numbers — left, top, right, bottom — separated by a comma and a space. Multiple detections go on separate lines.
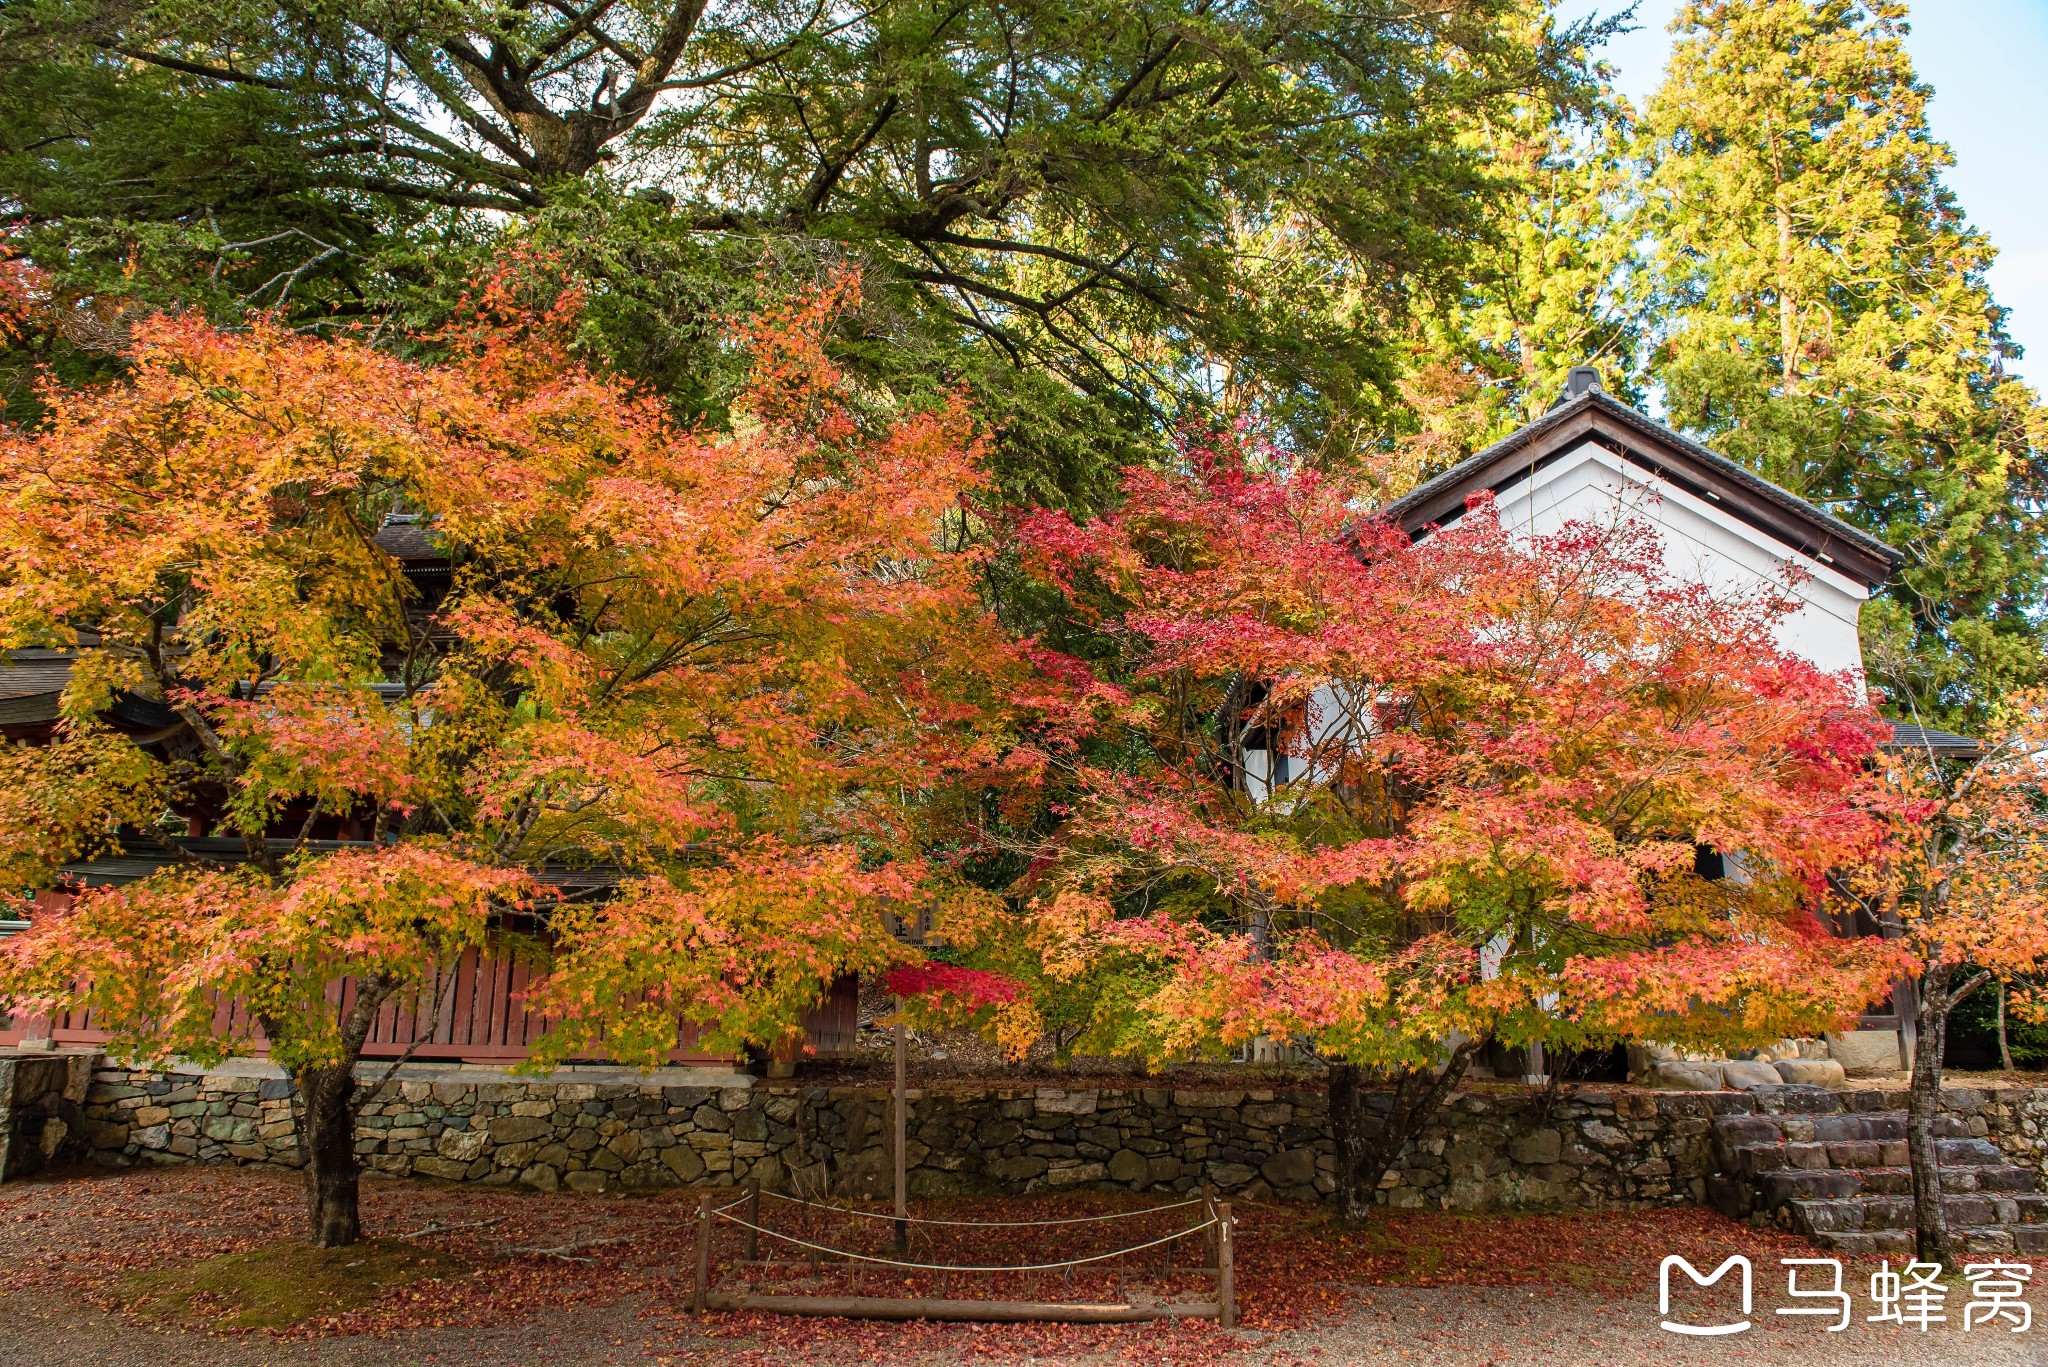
77, 1067, 2048, 1211
0, 1048, 95, 1181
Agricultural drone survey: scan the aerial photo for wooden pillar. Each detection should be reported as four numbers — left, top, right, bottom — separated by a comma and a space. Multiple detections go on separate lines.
1216, 1201, 1235, 1328
893, 997, 909, 1256
693, 1188, 713, 1313
744, 1177, 760, 1262
1894, 977, 1919, 1072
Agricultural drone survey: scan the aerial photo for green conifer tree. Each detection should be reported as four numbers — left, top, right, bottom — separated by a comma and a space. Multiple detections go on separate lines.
1640, 0, 2047, 728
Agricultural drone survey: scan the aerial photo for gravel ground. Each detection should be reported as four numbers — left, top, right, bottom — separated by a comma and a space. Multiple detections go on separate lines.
8, 1166, 2048, 1366
5, 1282, 2044, 1367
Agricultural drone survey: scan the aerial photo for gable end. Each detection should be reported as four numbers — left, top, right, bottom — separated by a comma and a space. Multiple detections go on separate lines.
1381, 393, 1903, 591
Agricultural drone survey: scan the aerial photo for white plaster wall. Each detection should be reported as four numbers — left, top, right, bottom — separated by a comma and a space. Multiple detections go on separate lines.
1240, 440, 1872, 802
1480, 441, 1870, 683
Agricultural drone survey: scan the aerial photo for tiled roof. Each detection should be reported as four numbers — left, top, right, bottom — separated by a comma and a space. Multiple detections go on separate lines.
1881, 722, 1981, 755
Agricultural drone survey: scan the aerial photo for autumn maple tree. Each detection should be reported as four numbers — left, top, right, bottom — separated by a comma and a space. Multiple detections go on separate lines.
974, 431, 1905, 1220
0, 267, 1017, 1245
1837, 698, 2048, 1259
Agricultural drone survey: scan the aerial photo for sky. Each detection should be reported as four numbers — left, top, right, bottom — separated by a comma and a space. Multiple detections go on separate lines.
1559, 0, 2048, 387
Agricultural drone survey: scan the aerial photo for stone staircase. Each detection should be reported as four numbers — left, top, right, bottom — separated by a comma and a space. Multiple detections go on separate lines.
1708, 1085, 2048, 1257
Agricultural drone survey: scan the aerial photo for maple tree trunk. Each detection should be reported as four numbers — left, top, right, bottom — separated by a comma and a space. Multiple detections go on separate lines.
1328, 1039, 1484, 1224
295, 1062, 365, 1248
1905, 966, 1951, 1264
276, 979, 394, 1249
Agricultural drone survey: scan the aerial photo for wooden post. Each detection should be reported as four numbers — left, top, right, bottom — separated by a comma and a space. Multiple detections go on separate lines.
1200, 1185, 1217, 1268
693, 1189, 713, 1313
1215, 1201, 1235, 1328
744, 1177, 760, 1262
893, 996, 909, 1257
1894, 976, 1919, 1072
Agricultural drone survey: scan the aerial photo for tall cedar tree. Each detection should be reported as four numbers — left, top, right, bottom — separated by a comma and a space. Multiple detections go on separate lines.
972, 432, 1904, 1221
1641, 0, 2048, 730
0, 269, 1020, 1245
1394, 1, 1648, 482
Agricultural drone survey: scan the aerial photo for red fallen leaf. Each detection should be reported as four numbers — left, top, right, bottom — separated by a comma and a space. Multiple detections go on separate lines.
0, 1163, 1852, 1363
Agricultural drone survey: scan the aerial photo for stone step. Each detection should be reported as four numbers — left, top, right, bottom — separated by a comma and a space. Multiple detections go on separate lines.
1741, 1163, 2042, 1216
1788, 1191, 2048, 1236
1712, 1110, 1966, 1148
1722, 1137, 2022, 1178
1810, 1225, 2048, 1257
1938, 1137, 2010, 1166
1726, 1139, 1909, 1174
1746, 1084, 1846, 1115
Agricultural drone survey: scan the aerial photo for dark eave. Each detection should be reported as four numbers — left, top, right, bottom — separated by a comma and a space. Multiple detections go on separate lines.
1379, 391, 1904, 591
1880, 722, 1981, 757
59, 836, 621, 892
1, 649, 179, 731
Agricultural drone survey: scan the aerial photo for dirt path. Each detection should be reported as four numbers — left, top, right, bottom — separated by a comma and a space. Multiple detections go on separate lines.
3, 1283, 2042, 1367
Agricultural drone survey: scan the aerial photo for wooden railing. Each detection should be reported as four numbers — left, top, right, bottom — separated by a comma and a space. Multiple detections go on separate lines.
0, 945, 859, 1066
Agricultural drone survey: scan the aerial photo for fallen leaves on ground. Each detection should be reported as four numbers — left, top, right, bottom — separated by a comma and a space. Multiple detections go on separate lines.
0, 1165, 1821, 1364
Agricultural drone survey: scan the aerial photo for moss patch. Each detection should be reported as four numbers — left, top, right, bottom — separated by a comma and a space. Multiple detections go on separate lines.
120, 1239, 467, 1329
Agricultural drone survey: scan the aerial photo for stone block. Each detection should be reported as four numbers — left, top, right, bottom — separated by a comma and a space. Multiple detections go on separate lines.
1774, 1059, 1848, 1087
488, 1115, 553, 1145
1261, 1148, 1318, 1187
436, 1128, 488, 1162
660, 1145, 706, 1182
1826, 1029, 1908, 1077
1721, 1061, 1785, 1090
1046, 1161, 1108, 1186
201, 1116, 256, 1145
1035, 1089, 1099, 1116
1108, 1148, 1150, 1184
1510, 1129, 1563, 1165
1647, 1060, 1725, 1091
1172, 1090, 1246, 1110
564, 1170, 608, 1192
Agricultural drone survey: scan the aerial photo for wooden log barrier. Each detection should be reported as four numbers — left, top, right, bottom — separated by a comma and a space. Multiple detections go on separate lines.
702, 1294, 1225, 1323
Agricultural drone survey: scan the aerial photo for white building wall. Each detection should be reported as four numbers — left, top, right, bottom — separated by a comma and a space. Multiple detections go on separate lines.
1240, 439, 1873, 802
1483, 440, 1870, 684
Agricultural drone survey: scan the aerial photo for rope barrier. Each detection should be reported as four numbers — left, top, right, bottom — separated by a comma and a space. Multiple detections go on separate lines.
758, 1189, 1204, 1227
711, 1207, 1219, 1274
